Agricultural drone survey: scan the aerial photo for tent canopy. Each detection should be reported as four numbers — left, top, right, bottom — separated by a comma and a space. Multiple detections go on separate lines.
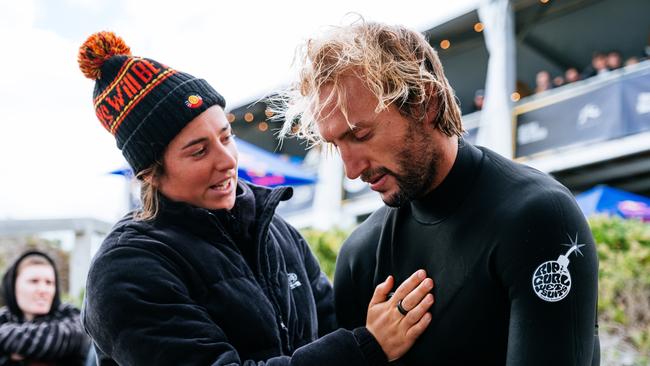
575, 185, 650, 221
109, 138, 317, 187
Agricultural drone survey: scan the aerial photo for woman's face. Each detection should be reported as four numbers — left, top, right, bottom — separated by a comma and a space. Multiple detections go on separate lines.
15, 264, 56, 320
157, 105, 238, 210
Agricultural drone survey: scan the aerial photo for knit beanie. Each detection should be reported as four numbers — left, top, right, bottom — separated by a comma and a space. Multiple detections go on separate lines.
77, 31, 226, 174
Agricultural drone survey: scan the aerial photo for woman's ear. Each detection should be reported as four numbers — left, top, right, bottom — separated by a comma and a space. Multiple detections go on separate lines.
142, 171, 158, 187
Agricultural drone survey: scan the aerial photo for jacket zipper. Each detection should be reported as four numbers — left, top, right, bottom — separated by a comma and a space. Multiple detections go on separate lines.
207, 210, 292, 354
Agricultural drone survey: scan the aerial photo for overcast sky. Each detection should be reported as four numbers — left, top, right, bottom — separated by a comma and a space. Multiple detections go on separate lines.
0, 0, 477, 223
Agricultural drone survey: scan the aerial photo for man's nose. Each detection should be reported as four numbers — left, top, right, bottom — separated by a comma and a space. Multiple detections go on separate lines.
36, 282, 50, 292
338, 145, 367, 180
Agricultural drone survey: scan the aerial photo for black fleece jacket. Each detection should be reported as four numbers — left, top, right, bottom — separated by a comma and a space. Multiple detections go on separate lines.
83, 181, 385, 366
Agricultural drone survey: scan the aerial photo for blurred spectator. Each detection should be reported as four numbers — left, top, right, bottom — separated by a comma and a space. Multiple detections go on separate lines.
471, 89, 484, 112
534, 70, 553, 94
552, 75, 564, 88
606, 50, 623, 70
0, 250, 89, 366
564, 67, 581, 84
581, 52, 608, 79
625, 56, 640, 67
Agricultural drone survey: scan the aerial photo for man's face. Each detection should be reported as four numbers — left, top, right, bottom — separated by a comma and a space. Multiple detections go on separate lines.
15, 264, 55, 320
316, 75, 443, 207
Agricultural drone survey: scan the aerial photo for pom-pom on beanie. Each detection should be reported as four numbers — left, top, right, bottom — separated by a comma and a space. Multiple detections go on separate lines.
78, 31, 226, 174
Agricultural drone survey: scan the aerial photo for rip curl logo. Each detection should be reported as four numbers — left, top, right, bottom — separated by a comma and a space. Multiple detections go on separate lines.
287, 273, 302, 290
532, 233, 586, 302
185, 94, 203, 108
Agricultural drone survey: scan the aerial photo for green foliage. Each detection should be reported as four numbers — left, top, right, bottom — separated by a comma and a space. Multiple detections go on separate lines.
300, 227, 351, 280
589, 215, 650, 359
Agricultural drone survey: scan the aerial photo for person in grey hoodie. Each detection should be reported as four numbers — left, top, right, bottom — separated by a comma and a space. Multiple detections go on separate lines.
0, 250, 89, 366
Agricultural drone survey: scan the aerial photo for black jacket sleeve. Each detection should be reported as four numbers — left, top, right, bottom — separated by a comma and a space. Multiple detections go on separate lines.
496, 188, 599, 366
0, 304, 87, 364
285, 224, 337, 337
83, 236, 385, 366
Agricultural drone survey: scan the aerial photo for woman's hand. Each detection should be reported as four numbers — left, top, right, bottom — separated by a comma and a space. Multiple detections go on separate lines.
365, 269, 434, 362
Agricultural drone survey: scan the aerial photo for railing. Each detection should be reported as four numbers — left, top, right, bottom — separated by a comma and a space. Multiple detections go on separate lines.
464, 60, 650, 159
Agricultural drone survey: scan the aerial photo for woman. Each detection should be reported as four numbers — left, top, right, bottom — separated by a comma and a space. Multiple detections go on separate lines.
78, 32, 434, 366
0, 250, 89, 366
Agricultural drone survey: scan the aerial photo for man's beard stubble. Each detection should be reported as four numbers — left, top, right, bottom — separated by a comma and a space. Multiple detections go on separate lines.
363, 124, 440, 207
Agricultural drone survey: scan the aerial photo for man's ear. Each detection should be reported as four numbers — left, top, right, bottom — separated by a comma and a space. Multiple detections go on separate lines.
423, 88, 441, 126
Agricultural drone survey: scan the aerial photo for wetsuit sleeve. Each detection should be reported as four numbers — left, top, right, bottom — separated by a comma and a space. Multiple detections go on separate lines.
84, 237, 386, 366
496, 188, 599, 366
0, 304, 87, 361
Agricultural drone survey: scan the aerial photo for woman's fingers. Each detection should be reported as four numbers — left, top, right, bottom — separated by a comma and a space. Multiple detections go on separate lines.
369, 275, 394, 306
399, 277, 434, 314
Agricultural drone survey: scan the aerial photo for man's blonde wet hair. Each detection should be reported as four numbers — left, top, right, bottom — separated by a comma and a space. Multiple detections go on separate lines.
276, 20, 464, 144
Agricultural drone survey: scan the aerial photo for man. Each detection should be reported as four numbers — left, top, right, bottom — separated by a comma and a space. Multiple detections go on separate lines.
279, 21, 599, 365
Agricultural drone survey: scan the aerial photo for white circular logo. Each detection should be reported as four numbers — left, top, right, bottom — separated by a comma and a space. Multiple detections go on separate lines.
531, 233, 586, 303
532, 260, 571, 302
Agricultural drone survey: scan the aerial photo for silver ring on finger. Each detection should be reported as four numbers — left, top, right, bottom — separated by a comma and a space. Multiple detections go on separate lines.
397, 299, 409, 316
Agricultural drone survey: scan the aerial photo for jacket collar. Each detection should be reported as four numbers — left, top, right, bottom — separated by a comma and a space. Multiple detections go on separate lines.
153, 180, 293, 240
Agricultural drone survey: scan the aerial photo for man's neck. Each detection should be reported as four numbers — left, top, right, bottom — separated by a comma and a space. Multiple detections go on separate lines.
425, 134, 459, 194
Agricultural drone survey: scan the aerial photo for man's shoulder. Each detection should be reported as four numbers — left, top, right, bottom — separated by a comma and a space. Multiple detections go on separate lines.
478, 146, 574, 207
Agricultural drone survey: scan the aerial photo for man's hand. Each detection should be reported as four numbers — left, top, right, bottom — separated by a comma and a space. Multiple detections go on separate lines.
366, 269, 434, 361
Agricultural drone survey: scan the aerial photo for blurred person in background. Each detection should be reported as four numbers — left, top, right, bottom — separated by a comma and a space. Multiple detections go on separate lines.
279, 20, 600, 366
534, 70, 553, 93
625, 56, 640, 66
606, 50, 623, 70
564, 66, 581, 84
0, 250, 89, 366
77, 31, 433, 366
581, 51, 609, 79
471, 89, 484, 112
554, 67, 581, 88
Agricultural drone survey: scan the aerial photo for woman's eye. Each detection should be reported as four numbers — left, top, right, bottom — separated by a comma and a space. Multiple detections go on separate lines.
224, 133, 236, 143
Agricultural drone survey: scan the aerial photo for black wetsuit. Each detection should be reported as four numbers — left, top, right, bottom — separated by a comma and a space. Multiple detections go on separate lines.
334, 141, 600, 365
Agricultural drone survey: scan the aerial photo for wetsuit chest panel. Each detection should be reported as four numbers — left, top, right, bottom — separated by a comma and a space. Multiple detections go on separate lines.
387, 210, 509, 365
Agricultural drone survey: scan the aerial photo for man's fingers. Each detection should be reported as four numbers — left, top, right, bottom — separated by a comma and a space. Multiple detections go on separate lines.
391, 269, 427, 305
405, 312, 432, 340
369, 275, 394, 306
399, 277, 434, 312
403, 293, 434, 324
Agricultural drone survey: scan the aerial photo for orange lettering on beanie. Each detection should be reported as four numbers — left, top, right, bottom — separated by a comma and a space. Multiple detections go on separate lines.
94, 58, 175, 134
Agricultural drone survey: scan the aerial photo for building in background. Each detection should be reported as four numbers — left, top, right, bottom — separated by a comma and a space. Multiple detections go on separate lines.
228, 0, 650, 229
